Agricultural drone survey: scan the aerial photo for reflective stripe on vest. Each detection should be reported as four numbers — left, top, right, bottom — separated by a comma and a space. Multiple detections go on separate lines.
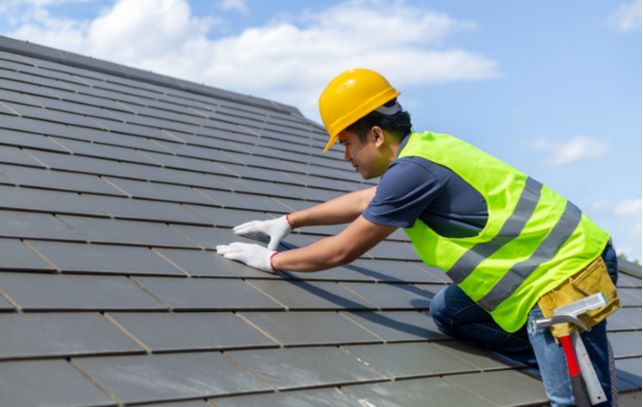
477, 201, 582, 312
447, 177, 543, 284
399, 131, 610, 332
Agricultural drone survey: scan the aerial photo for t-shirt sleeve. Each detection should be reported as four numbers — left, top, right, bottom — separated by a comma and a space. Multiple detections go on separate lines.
363, 157, 446, 228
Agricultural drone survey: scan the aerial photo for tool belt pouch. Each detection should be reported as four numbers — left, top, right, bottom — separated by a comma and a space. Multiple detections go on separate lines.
537, 256, 620, 339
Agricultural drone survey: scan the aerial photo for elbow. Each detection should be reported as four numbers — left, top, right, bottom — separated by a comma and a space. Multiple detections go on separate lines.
328, 246, 360, 267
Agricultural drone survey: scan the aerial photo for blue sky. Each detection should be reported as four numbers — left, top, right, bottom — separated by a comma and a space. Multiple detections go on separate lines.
1, 0, 641, 261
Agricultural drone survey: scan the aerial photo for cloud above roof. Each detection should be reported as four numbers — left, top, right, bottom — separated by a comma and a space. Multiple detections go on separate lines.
5, 0, 499, 121
529, 136, 608, 165
607, 0, 642, 32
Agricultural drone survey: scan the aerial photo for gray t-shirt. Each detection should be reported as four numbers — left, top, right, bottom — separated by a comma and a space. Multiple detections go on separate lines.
363, 147, 489, 238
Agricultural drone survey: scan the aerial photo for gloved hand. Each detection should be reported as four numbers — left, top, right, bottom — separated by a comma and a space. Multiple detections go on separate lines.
216, 242, 277, 272
233, 215, 292, 250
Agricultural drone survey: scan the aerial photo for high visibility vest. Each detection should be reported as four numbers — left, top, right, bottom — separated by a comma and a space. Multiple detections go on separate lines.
400, 131, 610, 332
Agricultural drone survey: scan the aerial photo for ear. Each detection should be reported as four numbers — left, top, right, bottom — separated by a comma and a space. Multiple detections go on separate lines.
371, 126, 385, 148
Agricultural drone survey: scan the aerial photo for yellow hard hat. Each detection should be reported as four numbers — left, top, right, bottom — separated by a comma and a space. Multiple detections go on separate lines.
319, 68, 400, 152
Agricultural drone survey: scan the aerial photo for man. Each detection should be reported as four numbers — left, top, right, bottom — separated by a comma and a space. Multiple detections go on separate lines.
216, 68, 619, 406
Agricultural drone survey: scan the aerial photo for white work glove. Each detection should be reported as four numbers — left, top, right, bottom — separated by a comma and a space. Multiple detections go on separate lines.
216, 242, 277, 272
233, 215, 292, 250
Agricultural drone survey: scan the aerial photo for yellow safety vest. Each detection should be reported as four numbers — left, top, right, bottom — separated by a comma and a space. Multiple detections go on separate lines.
400, 131, 610, 332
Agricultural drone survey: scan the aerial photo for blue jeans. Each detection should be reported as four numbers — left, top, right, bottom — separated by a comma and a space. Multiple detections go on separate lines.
430, 244, 618, 406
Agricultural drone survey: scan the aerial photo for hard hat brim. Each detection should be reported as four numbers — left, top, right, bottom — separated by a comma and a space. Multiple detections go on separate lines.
322, 134, 339, 153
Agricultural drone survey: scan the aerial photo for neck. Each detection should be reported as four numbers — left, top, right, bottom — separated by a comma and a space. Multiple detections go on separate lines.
388, 133, 408, 159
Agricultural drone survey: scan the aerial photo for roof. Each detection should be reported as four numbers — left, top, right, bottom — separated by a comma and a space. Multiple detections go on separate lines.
0, 35, 640, 407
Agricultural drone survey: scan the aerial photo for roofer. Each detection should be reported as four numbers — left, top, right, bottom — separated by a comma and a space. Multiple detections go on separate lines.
216, 68, 620, 406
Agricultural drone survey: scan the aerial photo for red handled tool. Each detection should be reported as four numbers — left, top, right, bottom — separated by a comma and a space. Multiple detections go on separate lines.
534, 293, 609, 406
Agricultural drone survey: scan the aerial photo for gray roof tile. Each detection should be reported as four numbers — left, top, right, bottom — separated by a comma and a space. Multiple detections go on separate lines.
285, 265, 385, 282
0, 210, 83, 241
227, 347, 386, 389
155, 247, 281, 279
82, 195, 210, 225
26, 148, 146, 178
609, 331, 642, 358
0, 294, 14, 311
5, 101, 102, 128
129, 400, 209, 407
615, 357, 641, 391
27, 94, 119, 120
609, 307, 642, 330
342, 342, 479, 377
239, 311, 380, 346
0, 128, 68, 152
247, 280, 375, 310
0, 273, 165, 311
0, 163, 124, 194
151, 141, 241, 164
0, 114, 88, 140
0, 145, 43, 166
90, 117, 179, 140
617, 273, 642, 288
443, 370, 548, 405
28, 241, 183, 276
57, 215, 197, 247
271, 196, 317, 212
618, 288, 642, 306
102, 177, 214, 205
0, 238, 53, 271
74, 353, 270, 404
167, 224, 241, 250
108, 312, 275, 352
215, 387, 357, 407
0, 185, 106, 215
132, 276, 284, 310
340, 281, 436, 310
182, 205, 271, 228
342, 376, 497, 407
0, 359, 115, 407
196, 189, 289, 212
432, 340, 526, 369
348, 259, 447, 283
0, 313, 142, 359
51, 137, 157, 164
340, 310, 447, 341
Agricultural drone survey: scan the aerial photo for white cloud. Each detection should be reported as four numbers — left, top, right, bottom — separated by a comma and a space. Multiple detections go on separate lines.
219, 0, 248, 13
529, 138, 552, 151
590, 199, 609, 211
5, 0, 499, 120
614, 198, 642, 217
530, 137, 608, 165
607, 0, 642, 32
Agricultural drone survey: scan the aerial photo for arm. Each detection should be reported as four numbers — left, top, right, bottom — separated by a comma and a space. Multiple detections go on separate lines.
288, 186, 376, 228
272, 215, 396, 272
233, 186, 376, 249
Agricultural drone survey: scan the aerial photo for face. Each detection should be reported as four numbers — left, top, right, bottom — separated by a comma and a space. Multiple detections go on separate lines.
338, 127, 391, 180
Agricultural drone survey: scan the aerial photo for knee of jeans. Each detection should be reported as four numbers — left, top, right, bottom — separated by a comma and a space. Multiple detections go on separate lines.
429, 289, 450, 327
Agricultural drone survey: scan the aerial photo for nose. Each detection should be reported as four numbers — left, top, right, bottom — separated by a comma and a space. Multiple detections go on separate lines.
344, 147, 351, 162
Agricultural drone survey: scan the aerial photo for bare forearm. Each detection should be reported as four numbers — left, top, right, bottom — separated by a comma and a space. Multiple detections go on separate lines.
272, 236, 348, 272
272, 215, 396, 272
288, 187, 376, 228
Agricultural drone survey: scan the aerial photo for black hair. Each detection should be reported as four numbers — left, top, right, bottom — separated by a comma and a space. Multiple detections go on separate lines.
345, 98, 412, 142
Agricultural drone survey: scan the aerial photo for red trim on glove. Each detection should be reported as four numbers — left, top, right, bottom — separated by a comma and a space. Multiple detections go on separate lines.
270, 252, 279, 273
285, 214, 294, 228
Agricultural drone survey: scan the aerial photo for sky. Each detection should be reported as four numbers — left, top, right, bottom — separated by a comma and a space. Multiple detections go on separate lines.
0, 0, 641, 261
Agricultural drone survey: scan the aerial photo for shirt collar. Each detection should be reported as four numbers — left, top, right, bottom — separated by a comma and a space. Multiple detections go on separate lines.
397, 134, 411, 158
